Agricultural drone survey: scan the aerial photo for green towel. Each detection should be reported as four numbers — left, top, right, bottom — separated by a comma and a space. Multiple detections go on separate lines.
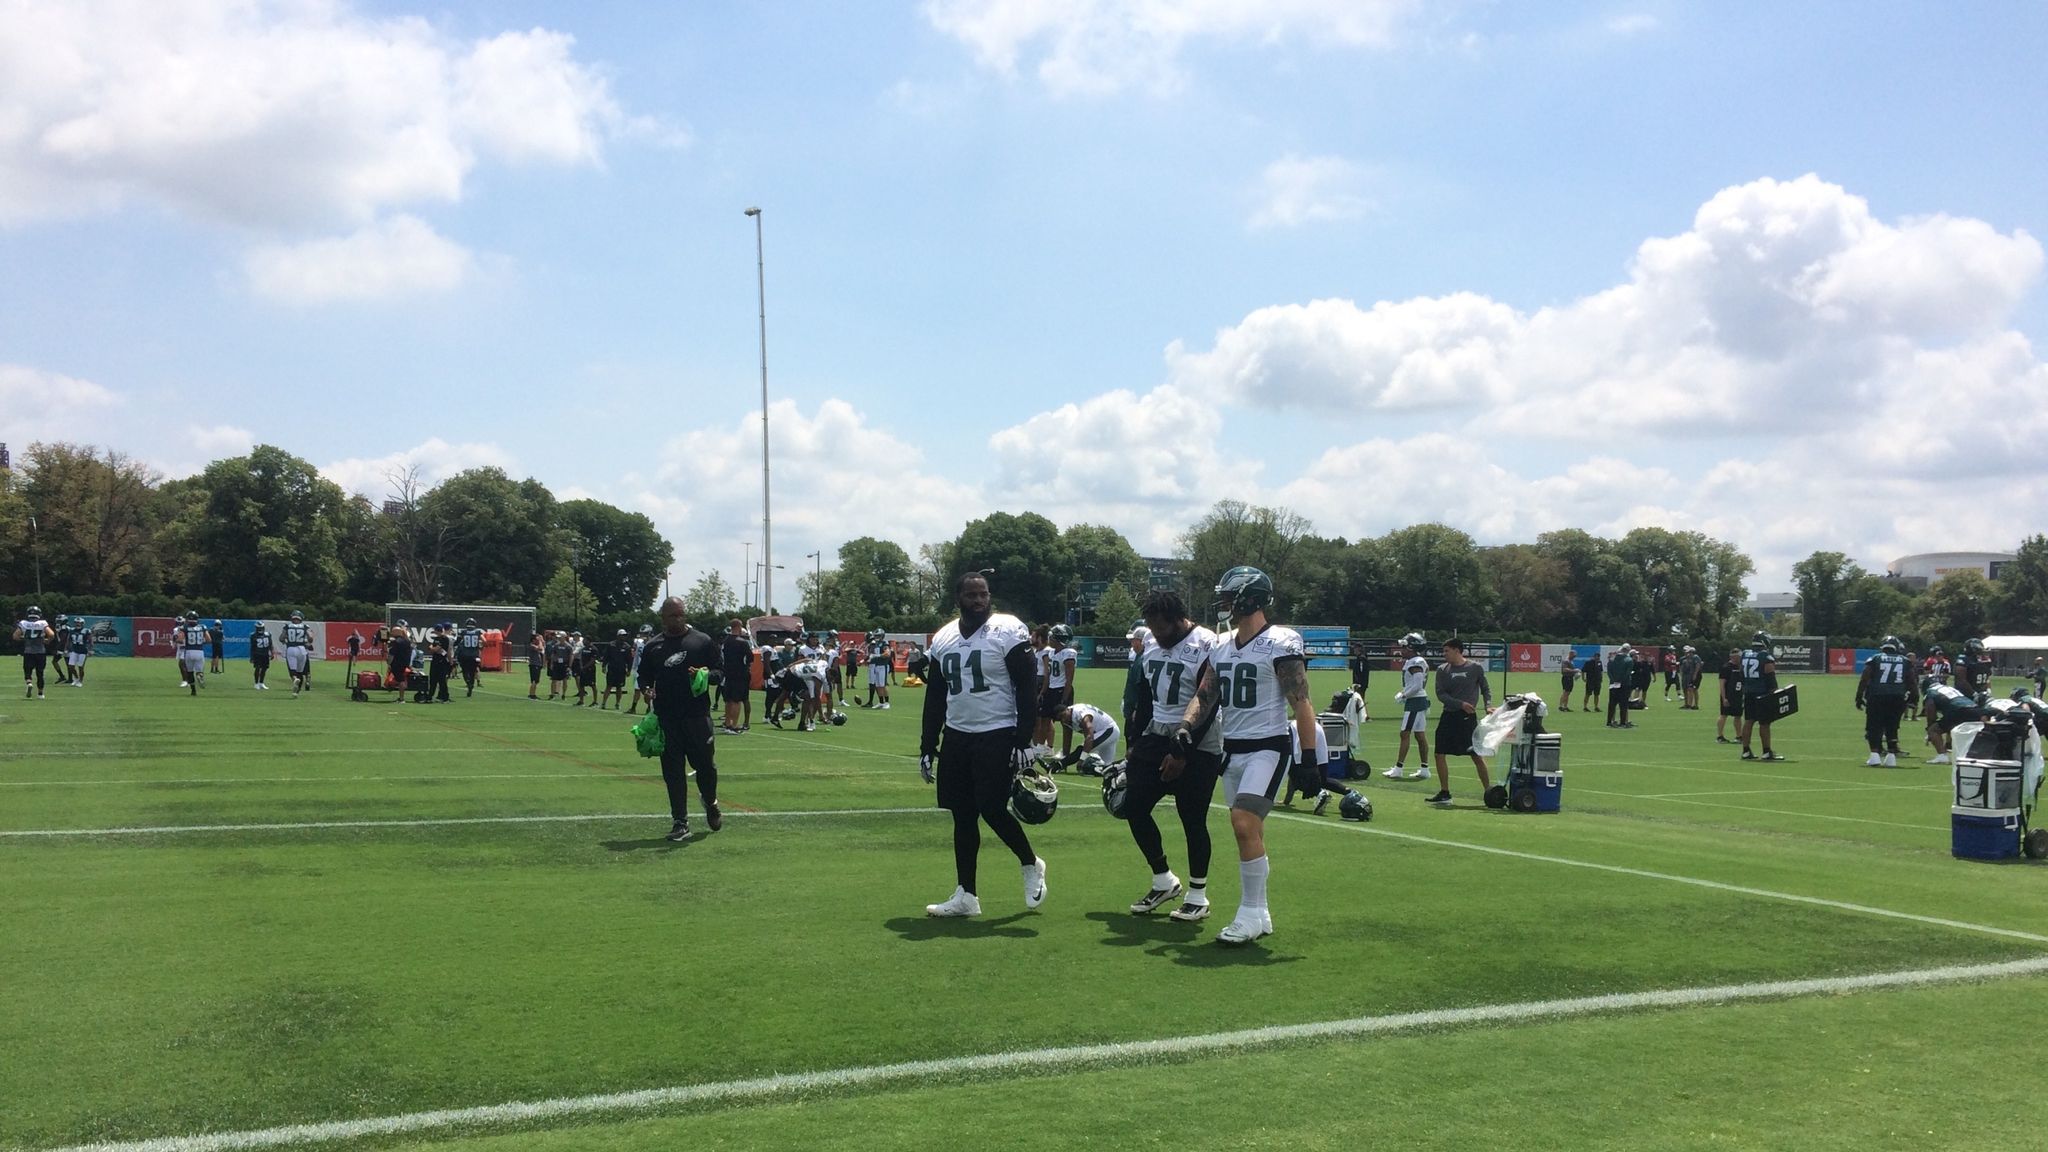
631, 712, 665, 758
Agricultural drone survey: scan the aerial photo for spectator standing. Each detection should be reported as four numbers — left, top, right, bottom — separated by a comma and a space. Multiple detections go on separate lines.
721, 620, 753, 734
1426, 638, 1494, 806
1606, 645, 1636, 728
526, 631, 545, 700
1581, 652, 1602, 711
1559, 651, 1578, 711
1716, 647, 1743, 743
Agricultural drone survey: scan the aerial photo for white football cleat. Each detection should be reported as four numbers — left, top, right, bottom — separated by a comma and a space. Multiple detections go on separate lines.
1406, 768, 1431, 780
1216, 910, 1272, 946
925, 887, 981, 917
1169, 900, 1211, 922
1929, 753, 1951, 765
1022, 857, 1047, 909
1882, 753, 1897, 768
1864, 752, 1883, 766
1382, 766, 1403, 779
1130, 874, 1183, 914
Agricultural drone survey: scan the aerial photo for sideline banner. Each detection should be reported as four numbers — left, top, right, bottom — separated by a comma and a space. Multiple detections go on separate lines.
1299, 626, 1350, 671
326, 622, 383, 661
131, 616, 176, 658
77, 616, 133, 657
1829, 647, 1880, 674
1770, 635, 1827, 674
1510, 643, 1542, 672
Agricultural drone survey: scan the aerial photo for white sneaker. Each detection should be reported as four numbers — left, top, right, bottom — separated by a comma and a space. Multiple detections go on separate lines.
1130, 873, 1183, 914
1382, 766, 1403, 779
925, 887, 981, 917
1406, 768, 1431, 780
1882, 753, 1897, 768
1023, 857, 1047, 909
1216, 909, 1272, 946
1169, 899, 1211, 922
881, 702, 890, 710
1930, 753, 1951, 765
1865, 752, 1883, 766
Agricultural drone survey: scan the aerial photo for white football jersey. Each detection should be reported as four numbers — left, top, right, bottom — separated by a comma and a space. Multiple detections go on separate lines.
1047, 646, 1077, 689
929, 613, 1034, 733
1065, 701, 1116, 737
792, 659, 829, 684
281, 622, 313, 647
1140, 624, 1223, 752
1213, 625, 1308, 742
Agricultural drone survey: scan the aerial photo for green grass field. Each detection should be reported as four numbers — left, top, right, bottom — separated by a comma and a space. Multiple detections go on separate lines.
3, 658, 2045, 1151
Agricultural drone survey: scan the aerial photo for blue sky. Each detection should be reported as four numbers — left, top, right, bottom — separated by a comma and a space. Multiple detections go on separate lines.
4, 0, 2046, 602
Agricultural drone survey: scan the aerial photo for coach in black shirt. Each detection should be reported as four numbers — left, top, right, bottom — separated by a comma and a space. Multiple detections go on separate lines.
643, 597, 723, 842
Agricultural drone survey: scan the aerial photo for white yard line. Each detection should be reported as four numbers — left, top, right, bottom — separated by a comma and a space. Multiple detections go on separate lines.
0, 773, 626, 787
1265, 809, 2048, 944
1580, 757, 1947, 792
1574, 788, 1938, 832
0, 808, 940, 839
1633, 785, 1930, 799
45, 955, 2048, 1152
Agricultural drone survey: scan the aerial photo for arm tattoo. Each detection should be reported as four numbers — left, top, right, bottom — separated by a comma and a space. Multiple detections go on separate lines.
1275, 659, 1310, 711
1182, 662, 1219, 730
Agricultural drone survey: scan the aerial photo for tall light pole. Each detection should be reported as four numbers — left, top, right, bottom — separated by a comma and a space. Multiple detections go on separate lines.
28, 514, 41, 601
743, 542, 753, 609
806, 550, 822, 615
745, 206, 773, 614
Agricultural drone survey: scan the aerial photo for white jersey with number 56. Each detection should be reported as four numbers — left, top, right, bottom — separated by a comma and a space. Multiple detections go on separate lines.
929, 613, 1033, 734
1213, 625, 1307, 742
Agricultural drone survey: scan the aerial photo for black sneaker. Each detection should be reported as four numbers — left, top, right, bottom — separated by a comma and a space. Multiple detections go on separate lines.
705, 802, 723, 832
1621, 722, 1637, 729
1740, 750, 1757, 761
1715, 736, 1733, 744
1425, 791, 1453, 806
1760, 752, 1785, 762
665, 821, 692, 843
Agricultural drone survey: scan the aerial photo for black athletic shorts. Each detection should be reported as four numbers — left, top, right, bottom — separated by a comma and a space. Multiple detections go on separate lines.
1743, 693, 1775, 723
1122, 733, 1221, 815
605, 671, 626, 690
936, 726, 1022, 814
549, 661, 568, 680
1434, 708, 1479, 756
1038, 687, 1064, 719
1720, 693, 1743, 718
22, 653, 46, 677
529, 660, 543, 683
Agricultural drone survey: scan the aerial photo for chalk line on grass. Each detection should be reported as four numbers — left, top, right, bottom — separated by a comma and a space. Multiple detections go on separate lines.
1576, 788, 1938, 832
0, 808, 941, 839
44, 954, 2048, 1152
1267, 809, 2048, 944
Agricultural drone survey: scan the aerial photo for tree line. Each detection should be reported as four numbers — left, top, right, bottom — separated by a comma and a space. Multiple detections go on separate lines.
0, 442, 673, 624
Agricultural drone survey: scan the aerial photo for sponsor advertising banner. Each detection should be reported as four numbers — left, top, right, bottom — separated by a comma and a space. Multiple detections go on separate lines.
326, 623, 383, 662
77, 616, 133, 657
1830, 648, 1880, 674
1769, 635, 1827, 674
1298, 626, 1350, 671
1510, 643, 1542, 672
131, 616, 176, 658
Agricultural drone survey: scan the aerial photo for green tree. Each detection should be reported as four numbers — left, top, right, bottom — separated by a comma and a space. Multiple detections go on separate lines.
835, 536, 916, 618
1695, 535, 1754, 637
1480, 543, 1571, 633
171, 445, 350, 604
1061, 523, 1148, 595
912, 540, 955, 615
1177, 500, 1312, 614
1616, 527, 1710, 637
682, 570, 736, 621
1090, 580, 1142, 633
1990, 535, 2048, 632
558, 499, 674, 614
952, 512, 1073, 624
1790, 551, 1861, 636
420, 467, 561, 604
0, 466, 31, 593
1375, 523, 1493, 633
17, 442, 162, 595
1902, 570, 1993, 648
1839, 573, 1914, 642
537, 564, 598, 629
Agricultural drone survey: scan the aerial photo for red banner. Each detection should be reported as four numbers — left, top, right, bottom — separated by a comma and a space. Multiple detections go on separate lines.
1509, 643, 1542, 672
131, 616, 176, 658
326, 623, 385, 661
1830, 648, 1857, 673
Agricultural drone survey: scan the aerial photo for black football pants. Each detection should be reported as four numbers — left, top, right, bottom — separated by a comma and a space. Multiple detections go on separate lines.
657, 715, 718, 823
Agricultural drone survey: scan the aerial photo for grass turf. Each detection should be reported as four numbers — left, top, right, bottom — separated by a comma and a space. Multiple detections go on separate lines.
1, 658, 2042, 1149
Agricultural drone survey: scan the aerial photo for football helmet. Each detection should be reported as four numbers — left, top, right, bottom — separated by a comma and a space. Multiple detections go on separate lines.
1076, 752, 1106, 778
1401, 631, 1425, 650
1965, 637, 1986, 654
1213, 566, 1275, 622
24, 606, 40, 620
1930, 644, 1945, 656
251, 621, 266, 632
185, 611, 198, 622
1338, 790, 1373, 822
829, 711, 848, 726
1880, 635, 1902, 653
289, 610, 304, 622
1049, 624, 1073, 647
1751, 630, 1771, 648
1100, 762, 1130, 819
1009, 764, 1059, 825
465, 617, 477, 628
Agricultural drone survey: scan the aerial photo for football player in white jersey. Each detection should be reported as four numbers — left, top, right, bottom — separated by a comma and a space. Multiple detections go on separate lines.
280, 611, 316, 695
13, 607, 51, 699
1385, 633, 1433, 780
1029, 624, 1055, 747
1046, 625, 1079, 752
1121, 590, 1222, 922
919, 571, 1047, 918
1055, 701, 1121, 768
1174, 566, 1319, 946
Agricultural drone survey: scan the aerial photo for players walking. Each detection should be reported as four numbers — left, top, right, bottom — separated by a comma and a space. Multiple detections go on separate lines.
1120, 591, 1221, 922
281, 611, 315, 695
920, 571, 1045, 918
13, 607, 50, 699
1855, 636, 1916, 767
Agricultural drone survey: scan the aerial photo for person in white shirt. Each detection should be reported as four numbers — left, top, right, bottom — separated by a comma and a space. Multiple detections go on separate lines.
1385, 632, 1433, 780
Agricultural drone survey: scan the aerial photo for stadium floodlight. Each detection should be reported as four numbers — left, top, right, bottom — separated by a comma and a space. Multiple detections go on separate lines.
745, 206, 773, 614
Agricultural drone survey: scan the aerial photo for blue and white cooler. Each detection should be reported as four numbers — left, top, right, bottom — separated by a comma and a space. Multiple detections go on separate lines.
1949, 712, 2038, 861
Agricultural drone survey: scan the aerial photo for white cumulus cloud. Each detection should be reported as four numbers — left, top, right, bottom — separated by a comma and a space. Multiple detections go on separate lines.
1248, 153, 1374, 231
321, 438, 518, 500
185, 423, 255, 456
924, 0, 1419, 95
243, 214, 473, 304
0, 363, 121, 445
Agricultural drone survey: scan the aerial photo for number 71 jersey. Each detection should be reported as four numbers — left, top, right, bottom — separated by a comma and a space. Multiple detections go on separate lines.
1141, 625, 1222, 752
1214, 625, 1307, 741
927, 613, 1033, 734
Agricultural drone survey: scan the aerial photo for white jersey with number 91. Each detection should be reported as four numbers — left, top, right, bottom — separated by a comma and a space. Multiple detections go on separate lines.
1213, 625, 1307, 742
928, 613, 1033, 734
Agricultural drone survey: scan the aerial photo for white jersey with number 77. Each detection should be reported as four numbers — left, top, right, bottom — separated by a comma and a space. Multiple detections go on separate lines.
1213, 625, 1307, 742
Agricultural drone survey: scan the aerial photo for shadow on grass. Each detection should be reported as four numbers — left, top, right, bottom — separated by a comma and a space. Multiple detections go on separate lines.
601, 836, 693, 853
1084, 909, 1204, 947
883, 912, 1039, 940
1147, 938, 1303, 969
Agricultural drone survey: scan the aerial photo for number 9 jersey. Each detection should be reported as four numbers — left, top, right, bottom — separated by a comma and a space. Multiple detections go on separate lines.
1140, 625, 1223, 753
1214, 625, 1308, 742
927, 613, 1034, 733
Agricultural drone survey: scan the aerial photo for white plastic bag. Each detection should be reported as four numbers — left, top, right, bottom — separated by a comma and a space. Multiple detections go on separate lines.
1472, 704, 1527, 759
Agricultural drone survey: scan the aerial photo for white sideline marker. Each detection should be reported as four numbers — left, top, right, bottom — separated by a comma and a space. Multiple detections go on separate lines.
45, 955, 2048, 1152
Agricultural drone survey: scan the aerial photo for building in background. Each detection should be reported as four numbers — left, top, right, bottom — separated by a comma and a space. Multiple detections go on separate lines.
1746, 592, 1801, 620
1887, 552, 2015, 591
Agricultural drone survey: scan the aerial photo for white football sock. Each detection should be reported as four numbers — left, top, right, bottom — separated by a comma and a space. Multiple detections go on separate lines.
1239, 856, 1269, 911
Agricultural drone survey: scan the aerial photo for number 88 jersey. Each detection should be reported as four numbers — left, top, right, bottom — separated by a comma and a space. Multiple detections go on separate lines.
1213, 625, 1307, 742
1141, 625, 1222, 752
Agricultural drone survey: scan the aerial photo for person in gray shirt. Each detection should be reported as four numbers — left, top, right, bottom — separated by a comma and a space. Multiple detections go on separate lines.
1426, 638, 1494, 806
